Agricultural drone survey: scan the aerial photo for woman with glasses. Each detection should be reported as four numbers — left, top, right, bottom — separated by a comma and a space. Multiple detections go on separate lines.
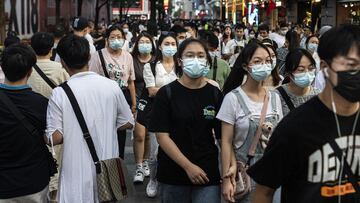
89, 25, 136, 160
131, 32, 156, 185
275, 49, 321, 116
218, 41, 283, 203
142, 33, 181, 198
262, 39, 282, 90
148, 38, 223, 203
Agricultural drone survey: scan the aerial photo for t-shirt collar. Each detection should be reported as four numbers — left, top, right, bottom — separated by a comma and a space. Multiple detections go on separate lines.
69, 71, 97, 80
0, 83, 31, 90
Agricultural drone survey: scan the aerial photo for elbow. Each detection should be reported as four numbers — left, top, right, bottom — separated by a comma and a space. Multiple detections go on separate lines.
118, 122, 133, 131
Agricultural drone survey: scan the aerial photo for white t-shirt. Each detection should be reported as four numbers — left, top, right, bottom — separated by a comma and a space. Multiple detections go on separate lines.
0, 66, 4, 84
85, 33, 96, 55
216, 87, 283, 148
143, 61, 178, 88
269, 32, 285, 48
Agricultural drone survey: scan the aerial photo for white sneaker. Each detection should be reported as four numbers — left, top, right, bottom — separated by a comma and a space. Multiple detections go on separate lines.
133, 165, 144, 183
146, 179, 158, 198
143, 160, 150, 177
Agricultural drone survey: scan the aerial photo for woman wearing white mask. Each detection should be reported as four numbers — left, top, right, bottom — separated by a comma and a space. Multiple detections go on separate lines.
131, 32, 156, 185
89, 25, 136, 159
275, 48, 321, 117
305, 35, 320, 71
262, 39, 282, 90
218, 41, 283, 203
148, 38, 223, 203
142, 33, 181, 198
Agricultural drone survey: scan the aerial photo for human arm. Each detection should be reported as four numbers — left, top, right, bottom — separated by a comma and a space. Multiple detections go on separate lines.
221, 121, 236, 202
127, 79, 137, 114
46, 88, 64, 146
251, 184, 275, 203
143, 63, 160, 97
116, 84, 135, 130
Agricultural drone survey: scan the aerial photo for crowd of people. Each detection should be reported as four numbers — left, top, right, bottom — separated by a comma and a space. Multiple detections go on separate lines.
0, 16, 359, 203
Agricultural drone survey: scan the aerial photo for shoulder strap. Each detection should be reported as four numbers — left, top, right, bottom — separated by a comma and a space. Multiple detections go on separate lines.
60, 82, 101, 173
277, 86, 295, 111
0, 91, 39, 136
33, 64, 57, 89
98, 50, 110, 78
248, 91, 270, 160
232, 89, 251, 116
328, 138, 360, 199
270, 91, 277, 113
150, 61, 157, 77
212, 56, 218, 80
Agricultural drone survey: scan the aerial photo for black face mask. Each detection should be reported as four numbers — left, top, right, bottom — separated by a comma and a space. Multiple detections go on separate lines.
333, 70, 360, 102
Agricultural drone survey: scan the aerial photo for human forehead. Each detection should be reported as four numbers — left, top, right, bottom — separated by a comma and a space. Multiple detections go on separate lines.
109, 29, 123, 37
334, 45, 360, 63
122, 24, 129, 28
182, 42, 206, 55
309, 37, 319, 43
266, 47, 275, 56
298, 55, 313, 65
251, 47, 270, 59
178, 32, 187, 37
162, 36, 176, 44
139, 36, 151, 42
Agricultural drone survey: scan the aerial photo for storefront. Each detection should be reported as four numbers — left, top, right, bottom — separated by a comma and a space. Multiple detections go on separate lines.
337, 0, 360, 25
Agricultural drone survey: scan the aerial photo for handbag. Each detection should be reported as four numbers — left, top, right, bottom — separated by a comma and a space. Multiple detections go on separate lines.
136, 61, 157, 127
0, 90, 58, 177
60, 82, 133, 202
234, 91, 270, 200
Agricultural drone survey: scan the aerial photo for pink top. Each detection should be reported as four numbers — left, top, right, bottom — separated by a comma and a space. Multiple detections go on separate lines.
89, 48, 135, 88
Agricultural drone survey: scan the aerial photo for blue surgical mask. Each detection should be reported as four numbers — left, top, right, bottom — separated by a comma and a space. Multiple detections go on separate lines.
138, 43, 152, 54
209, 51, 221, 59
307, 43, 318, 53
292, 71, 316, 88
182, 58, 210, 79
162, 45, 177, 57
109, 39, 125, 50
248, 64, 272, 82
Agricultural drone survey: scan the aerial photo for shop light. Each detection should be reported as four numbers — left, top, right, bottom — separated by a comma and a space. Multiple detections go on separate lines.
345, 4, 348, 8
350, 3, 354, 7
314, 0, 321, 2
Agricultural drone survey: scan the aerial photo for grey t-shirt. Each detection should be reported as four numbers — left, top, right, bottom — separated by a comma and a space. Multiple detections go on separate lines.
274, 84, 321, 116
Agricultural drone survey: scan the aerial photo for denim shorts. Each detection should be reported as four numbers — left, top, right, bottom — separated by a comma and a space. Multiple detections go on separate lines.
159, 183, 221, 203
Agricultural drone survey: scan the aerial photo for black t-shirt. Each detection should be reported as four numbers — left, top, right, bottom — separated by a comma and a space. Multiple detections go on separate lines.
149, 80, 223, 185
247, 96, 360, 203
0, 86, 50, 198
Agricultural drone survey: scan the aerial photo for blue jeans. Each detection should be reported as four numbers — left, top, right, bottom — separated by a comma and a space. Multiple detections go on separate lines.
159, 183, 221, 203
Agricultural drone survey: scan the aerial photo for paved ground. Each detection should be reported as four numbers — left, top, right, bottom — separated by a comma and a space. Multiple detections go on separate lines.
123, 132, 160, 203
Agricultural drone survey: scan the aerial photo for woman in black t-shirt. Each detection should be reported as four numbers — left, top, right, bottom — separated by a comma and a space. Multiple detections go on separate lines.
149, 39, 223, 203
131, 32, 156, 184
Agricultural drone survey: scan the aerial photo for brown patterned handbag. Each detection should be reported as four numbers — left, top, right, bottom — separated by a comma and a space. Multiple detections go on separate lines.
61, 82, 133, 202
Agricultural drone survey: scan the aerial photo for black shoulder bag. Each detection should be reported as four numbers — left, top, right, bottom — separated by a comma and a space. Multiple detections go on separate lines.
0, 90, 57, 177
33, 64, 57, 89
136, 61, 157, 127
60, 82, 133, 202
276, 86, 295, 111
212, 56, 218, 81
98, 49, 110, 78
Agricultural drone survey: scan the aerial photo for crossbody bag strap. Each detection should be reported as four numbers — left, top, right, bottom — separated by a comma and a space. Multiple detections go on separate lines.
60, 82, 101, 173
33, 64, 57, 89
248, 91, 270, 159
328, 138, 360, 198
277, 86, 295, 111
212, 56, 218, 80
0, 91, 39, 136
98, 50, 110, 78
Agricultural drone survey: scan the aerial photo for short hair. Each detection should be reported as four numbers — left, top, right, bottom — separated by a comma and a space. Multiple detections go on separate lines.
31, 32, 55, 56
234, 24, 245, 30
285, 48, 315, 74
4, 36, 20, 48
184, 22, 198, 32
1, 43, 36, 82
200, 31, 219, 49
258, 24, 270, 33
72, 17, 89, 31
318, 24, 360, 63
105, 25, 125, 39
53, 25, 65, 38
170, 25, 187, 35
57, 34, 90, 70
279, 22, 288, 28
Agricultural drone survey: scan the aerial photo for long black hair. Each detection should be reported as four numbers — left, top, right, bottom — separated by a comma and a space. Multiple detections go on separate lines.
223, 41, 271, 95
131, 32, 156, 58
285, 30, 300, 52
156, 32, 182, 76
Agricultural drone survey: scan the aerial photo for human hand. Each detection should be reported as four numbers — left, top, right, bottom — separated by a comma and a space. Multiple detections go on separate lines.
184, 163, 209, 185
222, 178, 235, 202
